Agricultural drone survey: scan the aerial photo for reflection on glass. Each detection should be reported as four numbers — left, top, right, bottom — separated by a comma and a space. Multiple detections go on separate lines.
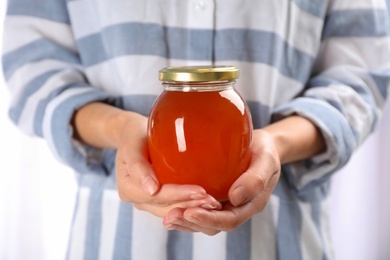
175, 117, 186, 152
219, 90, 245, 115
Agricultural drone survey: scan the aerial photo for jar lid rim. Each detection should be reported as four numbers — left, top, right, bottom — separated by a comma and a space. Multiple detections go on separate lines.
159, 65, 239, 82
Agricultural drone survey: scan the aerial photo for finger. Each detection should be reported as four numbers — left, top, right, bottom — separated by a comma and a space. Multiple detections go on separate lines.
117, 138, 222, 205
150, 185, 221, 207
163, 208, 221, 236
133, 194, 222, 218
127, 158, 160, 196
166, 224, 199, 233
166, 222, 220, 236
116, 154, 160, 202
229, 151, 280, 207
115, 125, 160, 196
182, 196, 265, 232
124, 134, 160, 195
119, 171, 219, 205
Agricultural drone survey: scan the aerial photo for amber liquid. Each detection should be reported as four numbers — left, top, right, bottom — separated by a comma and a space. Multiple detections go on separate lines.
147, 87, 253, 200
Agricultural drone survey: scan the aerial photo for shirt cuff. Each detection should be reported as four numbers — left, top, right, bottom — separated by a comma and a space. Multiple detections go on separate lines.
42, 86, 123, 175
272, 97, 358, 192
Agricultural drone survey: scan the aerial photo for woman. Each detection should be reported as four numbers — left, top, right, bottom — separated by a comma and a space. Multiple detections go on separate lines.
3, 0, 390, 259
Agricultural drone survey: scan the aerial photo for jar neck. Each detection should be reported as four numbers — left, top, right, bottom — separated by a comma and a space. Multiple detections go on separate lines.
162, 80, 235, 92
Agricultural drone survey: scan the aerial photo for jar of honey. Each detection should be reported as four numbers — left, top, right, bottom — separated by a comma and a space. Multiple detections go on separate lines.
147, 66, 253, 201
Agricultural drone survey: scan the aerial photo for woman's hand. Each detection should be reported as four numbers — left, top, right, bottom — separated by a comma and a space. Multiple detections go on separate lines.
73, 103, 325, 228
162, 129, 281, 235
115, 113, 222, 217
73, 102, 221, 218
161, 115, 326, 235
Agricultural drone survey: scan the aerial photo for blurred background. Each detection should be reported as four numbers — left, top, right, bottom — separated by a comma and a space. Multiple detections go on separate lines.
1, 1, 390, 259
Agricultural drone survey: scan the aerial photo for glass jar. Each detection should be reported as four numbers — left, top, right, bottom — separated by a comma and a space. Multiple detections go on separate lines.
147, 66, 253, 201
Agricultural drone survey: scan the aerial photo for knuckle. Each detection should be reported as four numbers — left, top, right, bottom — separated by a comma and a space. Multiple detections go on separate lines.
133, 203, 144, 211
222, 213, 239, 232
250, 171, 267, 191
224, 222, 238, 232
205, 230, 221, 236
117, 191, 127, 202
117, 185, 131, 202
128, 160, 147, 176
117, 190, 135, 203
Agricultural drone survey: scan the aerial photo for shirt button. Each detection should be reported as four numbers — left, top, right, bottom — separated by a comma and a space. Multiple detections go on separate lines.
195, 0, 206, 11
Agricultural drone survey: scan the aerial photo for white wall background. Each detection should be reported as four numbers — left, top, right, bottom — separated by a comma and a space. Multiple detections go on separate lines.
329, 101, 390, 260
0, 2, 77, 259
0, 2, 389, 259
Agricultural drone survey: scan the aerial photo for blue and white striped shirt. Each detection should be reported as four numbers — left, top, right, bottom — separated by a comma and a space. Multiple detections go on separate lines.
3, 0, 390, 259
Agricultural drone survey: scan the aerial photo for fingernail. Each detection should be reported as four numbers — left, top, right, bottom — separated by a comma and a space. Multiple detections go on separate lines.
166, 217, 182, 225
200, 204, 218, 210
142, 175, 158, 195
166, 225, 175, 230
189, 193, 207, 200
231, 186, 247, 206
184, 213, 199, 223
173, 218, 183, 225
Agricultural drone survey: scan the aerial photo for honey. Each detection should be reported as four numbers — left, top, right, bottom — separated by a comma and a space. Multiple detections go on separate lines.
147, 66, 253, 200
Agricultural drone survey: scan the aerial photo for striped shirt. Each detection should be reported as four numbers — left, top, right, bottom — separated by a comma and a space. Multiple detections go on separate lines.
3, 0, 390, 259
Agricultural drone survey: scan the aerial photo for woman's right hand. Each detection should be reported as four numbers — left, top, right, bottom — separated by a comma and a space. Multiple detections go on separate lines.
73, 102, 221, 218
114, 112, 222, 217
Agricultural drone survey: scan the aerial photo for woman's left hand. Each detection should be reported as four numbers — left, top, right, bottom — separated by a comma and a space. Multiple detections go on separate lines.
162, 129, 281, 235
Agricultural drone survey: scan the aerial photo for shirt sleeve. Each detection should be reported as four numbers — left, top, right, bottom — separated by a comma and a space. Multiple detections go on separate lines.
272, 0, 390, 192
2, 0, 121, 175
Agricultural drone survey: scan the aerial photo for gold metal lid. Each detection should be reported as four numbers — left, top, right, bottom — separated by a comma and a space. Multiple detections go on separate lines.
159, 65, 239, 82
